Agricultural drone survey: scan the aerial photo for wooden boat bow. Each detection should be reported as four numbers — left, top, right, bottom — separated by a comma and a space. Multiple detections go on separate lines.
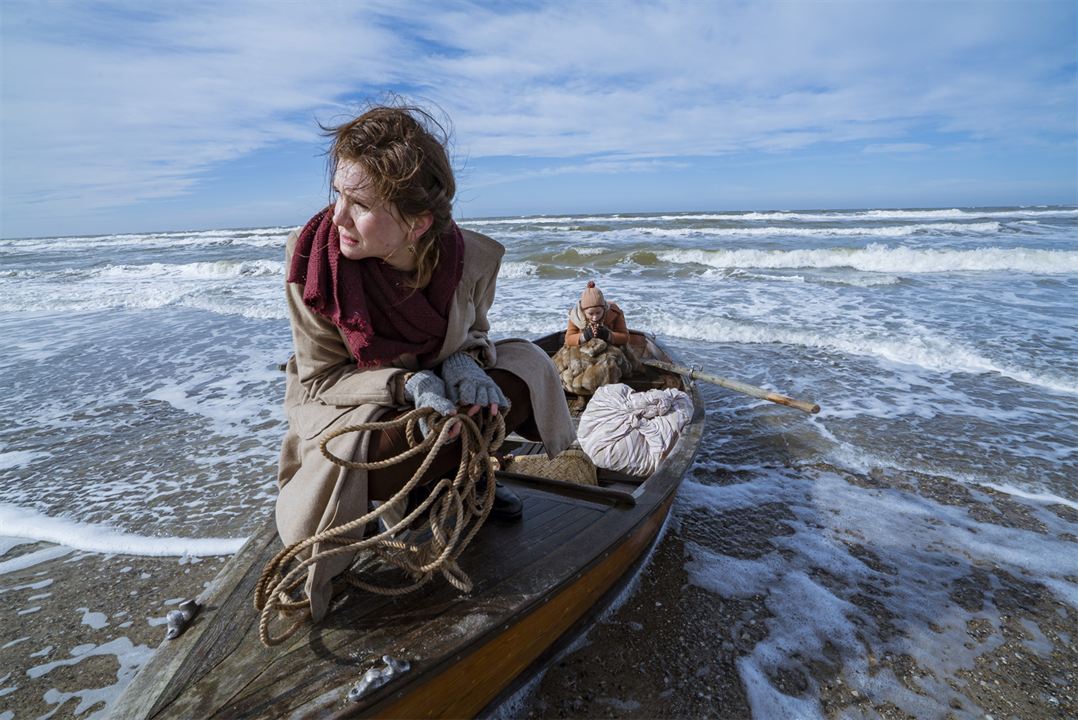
111, 331, 705, 719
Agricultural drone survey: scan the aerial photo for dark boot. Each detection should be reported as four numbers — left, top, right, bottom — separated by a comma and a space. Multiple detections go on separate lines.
483, 453, 524, 522
490, 481, 523, 522
475, 476, 523, 522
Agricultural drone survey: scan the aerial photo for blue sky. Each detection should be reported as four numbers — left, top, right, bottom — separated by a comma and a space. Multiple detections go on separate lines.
1, 0, 1075, 238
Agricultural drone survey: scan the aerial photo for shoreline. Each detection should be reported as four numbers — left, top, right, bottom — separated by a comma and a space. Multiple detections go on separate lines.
2, 460, 1075, 719
519, 465, 1077, 719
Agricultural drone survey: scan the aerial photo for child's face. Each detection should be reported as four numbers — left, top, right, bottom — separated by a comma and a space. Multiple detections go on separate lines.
583, 307, 605, 323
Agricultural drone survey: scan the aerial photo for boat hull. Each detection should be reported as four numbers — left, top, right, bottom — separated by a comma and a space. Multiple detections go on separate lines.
372, 493, 677, 718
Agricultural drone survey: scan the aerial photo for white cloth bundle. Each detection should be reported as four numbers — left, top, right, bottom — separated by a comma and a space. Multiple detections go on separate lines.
578, 383, 693, 477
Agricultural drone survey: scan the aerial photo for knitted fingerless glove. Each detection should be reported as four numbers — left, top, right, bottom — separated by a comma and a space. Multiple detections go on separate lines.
404, 370, 456, 436
440, 352, 510, 410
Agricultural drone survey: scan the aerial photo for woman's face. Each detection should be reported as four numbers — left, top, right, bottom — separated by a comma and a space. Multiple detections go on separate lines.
583, 306, 605, 323
331, 159, 414, 267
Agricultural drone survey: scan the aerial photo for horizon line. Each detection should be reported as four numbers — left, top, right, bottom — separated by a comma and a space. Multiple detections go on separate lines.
2, 202, 1075, 242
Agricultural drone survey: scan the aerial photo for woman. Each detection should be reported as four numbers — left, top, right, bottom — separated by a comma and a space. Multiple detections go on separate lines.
276, 105, 574, 621
564, 280, 630, 347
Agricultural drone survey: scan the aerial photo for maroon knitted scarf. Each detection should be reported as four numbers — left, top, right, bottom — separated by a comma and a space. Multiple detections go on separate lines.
287, 206, 465, 368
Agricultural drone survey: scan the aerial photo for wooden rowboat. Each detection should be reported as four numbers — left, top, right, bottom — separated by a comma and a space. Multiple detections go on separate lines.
111, 331, 705, 719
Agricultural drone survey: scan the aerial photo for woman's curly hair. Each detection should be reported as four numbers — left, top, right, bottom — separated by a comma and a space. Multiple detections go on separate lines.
322, 103, 456, 288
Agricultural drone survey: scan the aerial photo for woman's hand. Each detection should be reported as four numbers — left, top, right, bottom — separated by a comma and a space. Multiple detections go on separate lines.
582, 323, 609, 342
403, 370, 457, 437
440, 352, 510, 420
459, 401, 500, 417
446, 401, 499, 439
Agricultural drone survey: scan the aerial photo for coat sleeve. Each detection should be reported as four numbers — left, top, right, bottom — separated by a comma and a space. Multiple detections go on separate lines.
564, 316, 583, 347
453, 245, 499, 368
606, 303, 631, 346
284, 230, 406, 407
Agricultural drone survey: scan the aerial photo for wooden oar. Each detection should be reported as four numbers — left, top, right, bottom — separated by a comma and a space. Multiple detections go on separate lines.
643, 359, 820, 414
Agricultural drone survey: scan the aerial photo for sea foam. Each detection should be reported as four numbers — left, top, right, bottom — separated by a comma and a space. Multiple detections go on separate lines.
0, 229, 290, 254
640, 221, 1003, 238
30, 637, 154, 718
645, 317, 1078, 396
498, 261, 539, 279
463, 207, 1078, 227
677, 468, 1078, 719
0, 451, 50, 471
0, 503, 246, 558
94, 259, 284, 280
657, 243, 1078, 274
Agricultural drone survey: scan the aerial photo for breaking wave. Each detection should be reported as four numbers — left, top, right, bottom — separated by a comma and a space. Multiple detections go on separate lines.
646, 317, 1078, 395
94, 259, 284, 279
473, 221, 1013, 239
499, 261, 540, 279
0, 229, 291, 253
635, 222, 1003, 238
464, 207, 1077, 227
0, 260, 284, 284
658, 244, 1078, 274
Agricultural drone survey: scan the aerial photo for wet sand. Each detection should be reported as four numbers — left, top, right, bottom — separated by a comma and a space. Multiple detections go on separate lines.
520, 468, 1077, 719
0, 547, 225, 718
2, 467, 1075, 719
518, 537, 1076, 718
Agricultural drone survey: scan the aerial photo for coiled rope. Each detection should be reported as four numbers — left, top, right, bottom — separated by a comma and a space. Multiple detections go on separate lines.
254, 407, 505, 647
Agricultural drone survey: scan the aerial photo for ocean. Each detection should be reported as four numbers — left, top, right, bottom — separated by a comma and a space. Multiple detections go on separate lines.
1, 206, 1076, 718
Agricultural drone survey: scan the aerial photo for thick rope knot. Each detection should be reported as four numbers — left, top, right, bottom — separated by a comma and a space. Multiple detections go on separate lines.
254, 406, 505, 647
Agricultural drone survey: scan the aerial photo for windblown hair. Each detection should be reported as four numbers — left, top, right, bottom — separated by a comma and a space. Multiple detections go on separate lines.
322, 103, 456, 288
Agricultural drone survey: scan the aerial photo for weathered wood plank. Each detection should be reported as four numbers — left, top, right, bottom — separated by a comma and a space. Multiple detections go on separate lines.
221, 501, 609, 717
109, 518, 280, 719
157, 493, 604, 717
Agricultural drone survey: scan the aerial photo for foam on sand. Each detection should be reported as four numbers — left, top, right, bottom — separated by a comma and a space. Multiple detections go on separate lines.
0, 546, 73, 575
676, 465, 1078, 719
0, 503, 246, 558
977, 483, 1078, 512
29, 637, 154, 718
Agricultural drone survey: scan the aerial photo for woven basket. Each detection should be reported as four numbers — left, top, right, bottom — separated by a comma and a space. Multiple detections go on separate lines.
503, 449, 598, 486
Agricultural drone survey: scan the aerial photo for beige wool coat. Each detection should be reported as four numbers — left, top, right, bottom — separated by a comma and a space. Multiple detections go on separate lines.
276, 226, 575, 620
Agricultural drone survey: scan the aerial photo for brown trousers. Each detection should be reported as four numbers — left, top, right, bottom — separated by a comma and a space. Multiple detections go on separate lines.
367, 369, 538, 500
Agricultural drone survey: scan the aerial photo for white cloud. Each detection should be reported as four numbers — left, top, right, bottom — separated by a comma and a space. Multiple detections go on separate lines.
1, 1, 403, 211
863, 143, 932, 154
1, 0, 1073, 233
468, 157, 690, 188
